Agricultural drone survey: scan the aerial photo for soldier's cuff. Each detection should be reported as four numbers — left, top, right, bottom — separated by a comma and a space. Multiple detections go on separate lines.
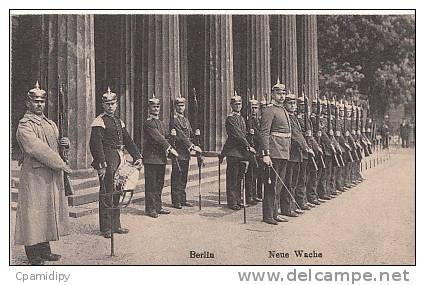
188, 144, 195, 152
98, 162, 107, 169
261, 150, 270, 157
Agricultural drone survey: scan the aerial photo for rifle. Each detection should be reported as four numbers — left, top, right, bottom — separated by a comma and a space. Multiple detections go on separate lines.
327, 96, 341, 167
341, 100, 354, 163
354, 103, 363, 160
192, 88, 204, 210
168, 87, 182, 173
302, 85, 318, 171
247, 89, 259, 169
360, 107, 371, 157
333, 97, 345, 167
315, 90, 326, 169
57, 77, 74, 197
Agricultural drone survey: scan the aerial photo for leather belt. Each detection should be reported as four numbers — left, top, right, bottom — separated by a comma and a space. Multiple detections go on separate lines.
105, 144, 125, 151
271, 131, 291, 138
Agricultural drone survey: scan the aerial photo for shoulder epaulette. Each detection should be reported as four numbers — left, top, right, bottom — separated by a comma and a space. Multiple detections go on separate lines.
91, 114, 105, 128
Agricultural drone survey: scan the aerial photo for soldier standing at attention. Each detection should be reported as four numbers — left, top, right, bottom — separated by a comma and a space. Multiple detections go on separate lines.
15, 82, 71, 265
245, 95, 263, 205
258, 80, 292, 225
143, 95, 179, 218
282, 92, 313, 217
316, 98, 334, 201
221, 93, 255, 210
296, 96, 322, 207
89, 87, 143, 238
170, 94, 203, 209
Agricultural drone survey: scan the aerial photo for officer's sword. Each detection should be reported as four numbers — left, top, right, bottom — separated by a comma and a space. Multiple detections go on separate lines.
241, 161, 249, 224
269, 164, 302, 210
270, 136, 302, 210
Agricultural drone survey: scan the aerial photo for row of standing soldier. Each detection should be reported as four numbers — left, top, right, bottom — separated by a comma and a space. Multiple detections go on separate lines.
14, 81, 375, 265
221, 79, 374, 225
89, 87, 203, 239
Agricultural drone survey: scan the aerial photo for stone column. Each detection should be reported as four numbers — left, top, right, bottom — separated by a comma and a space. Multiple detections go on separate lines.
270, 15, 298, 96
202, 15, 234, 151
139, 15, 180, 129
40, 15, 96, 171
234, 15, 271, 111
179, 15, 189, 116
296, 15, 319, 100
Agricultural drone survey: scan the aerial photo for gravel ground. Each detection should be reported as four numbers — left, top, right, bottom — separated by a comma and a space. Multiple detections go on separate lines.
10, 148, 415, 265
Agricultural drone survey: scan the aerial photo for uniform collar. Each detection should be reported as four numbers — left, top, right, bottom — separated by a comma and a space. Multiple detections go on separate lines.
25, 111, 46, 122
231, 111, 241, 116
149, 114, 159, 120
102, 111, 116, 118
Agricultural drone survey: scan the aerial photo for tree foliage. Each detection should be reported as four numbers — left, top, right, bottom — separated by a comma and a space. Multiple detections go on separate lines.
317, 15, 415, 117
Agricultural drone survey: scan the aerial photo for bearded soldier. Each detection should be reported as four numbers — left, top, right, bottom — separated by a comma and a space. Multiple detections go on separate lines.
15, 82, 71, 265
90, 87, 142, 238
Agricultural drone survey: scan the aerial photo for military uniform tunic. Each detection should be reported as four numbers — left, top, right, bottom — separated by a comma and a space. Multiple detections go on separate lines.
282, 113, 309, 214
258, 104, 291, 221
170, 114, 194, 205
143, 115, 171, 214
221, 112, 250, 208
90, 113, 141, 233
246, 114, 263, 201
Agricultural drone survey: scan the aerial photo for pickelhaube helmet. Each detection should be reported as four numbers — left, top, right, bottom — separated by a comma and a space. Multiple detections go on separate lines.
175, 92, 186, 105
148, 93, 160, 105
102, 87, 117, 103
297, 96, 305, 105
27, 81, 46, 100
249, 94, 259, 106
231, 90, 242, 104
271, 77, 287, 93
260, 94, 268, 108
284, 90, 297, 102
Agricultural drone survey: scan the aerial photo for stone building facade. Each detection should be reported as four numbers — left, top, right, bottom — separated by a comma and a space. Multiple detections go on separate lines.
11, 14, 320, 172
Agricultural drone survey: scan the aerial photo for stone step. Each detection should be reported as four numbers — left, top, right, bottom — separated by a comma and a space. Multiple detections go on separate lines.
11, 159, 227, 207
10, 157, 221, 191
66, 163, 227, 206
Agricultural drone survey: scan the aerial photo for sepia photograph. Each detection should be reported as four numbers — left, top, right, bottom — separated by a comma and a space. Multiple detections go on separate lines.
9, 10, 415, 266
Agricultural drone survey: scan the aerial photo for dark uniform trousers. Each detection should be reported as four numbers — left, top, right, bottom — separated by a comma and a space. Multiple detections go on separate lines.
171, 159, 190, 205
281, 161, 300, 215
344, 161, 353, 186
295, 160, 308, 206
98, 148, 122, 232
263, 159, 287, 220
329, 164, 338, 195
246, 158, 263, 200
335, 164, 344, 191
317, 156, 332, 198
226, 156, 247, 207
144, 164, 166, 214
306, 160, 319, 202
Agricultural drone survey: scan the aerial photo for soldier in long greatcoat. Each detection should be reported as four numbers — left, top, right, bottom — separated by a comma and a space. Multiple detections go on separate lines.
15, 82, 71, 265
